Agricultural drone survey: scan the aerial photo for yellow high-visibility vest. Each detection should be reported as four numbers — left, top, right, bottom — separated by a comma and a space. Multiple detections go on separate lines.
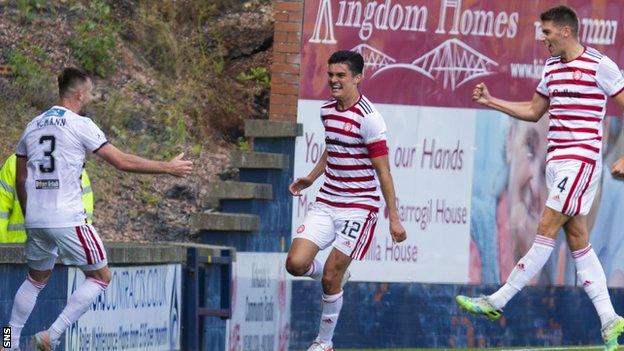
0, 154, 94, 243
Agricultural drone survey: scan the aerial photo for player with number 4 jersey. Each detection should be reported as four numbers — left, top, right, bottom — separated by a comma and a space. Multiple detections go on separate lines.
455, 6, 624, 351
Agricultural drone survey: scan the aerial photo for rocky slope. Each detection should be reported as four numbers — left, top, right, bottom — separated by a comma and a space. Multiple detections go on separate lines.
0, 0, 273, 242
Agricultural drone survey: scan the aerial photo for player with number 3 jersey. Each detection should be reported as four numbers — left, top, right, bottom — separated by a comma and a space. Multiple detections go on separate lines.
4, 67, 192, 351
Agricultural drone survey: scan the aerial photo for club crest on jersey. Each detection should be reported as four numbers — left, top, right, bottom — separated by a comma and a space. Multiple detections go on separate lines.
343, 122, 353, 132
573, 70, 583, 80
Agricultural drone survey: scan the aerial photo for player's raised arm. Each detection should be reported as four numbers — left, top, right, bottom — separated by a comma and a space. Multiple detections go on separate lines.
289, 148, 327, 196
473, 82, 550, 122
95, 143, 193, 177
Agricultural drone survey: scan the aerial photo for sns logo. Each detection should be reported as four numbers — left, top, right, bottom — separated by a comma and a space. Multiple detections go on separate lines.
583, 280, 593, 287
3, 327, 10, 348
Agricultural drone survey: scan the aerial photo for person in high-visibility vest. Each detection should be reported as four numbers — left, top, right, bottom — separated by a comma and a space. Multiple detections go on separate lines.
0, 154, 94, 243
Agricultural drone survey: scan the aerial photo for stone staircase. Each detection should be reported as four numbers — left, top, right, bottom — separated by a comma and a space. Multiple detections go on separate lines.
189, 119, 301, 251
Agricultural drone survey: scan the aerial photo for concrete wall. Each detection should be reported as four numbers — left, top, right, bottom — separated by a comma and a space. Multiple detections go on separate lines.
0, 243, 229, 350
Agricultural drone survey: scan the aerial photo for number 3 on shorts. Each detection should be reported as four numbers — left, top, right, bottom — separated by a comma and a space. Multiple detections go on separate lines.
557, 176, 568, 192
340, 220, 362, 239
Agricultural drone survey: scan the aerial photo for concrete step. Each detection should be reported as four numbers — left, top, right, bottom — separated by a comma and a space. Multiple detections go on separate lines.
206, 181, 272, 200
190, 212, 260, 233
231, 150, 288, 170
245, 120, 302, 138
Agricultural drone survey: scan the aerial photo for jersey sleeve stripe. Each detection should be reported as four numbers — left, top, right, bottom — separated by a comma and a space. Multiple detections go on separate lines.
93, 141, 109, 153
575, 56, 598, 64
610, 85, 624, 98
366, 140, 388, 158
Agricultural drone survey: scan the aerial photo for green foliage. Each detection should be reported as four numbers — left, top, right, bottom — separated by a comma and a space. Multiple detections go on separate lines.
69, 0, 118, 77
236, 137, 250, 151
237, 67, 271, 89
8, 51, 56, 110
16, 0, 47, 23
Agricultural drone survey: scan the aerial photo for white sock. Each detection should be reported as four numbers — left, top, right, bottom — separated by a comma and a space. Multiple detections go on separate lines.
8, 276, 46, 347
48, 277, 108, 342
489, 235, 555, 309
317, 291, 343, 345
303, 259, 324, 281
574, 245, 617, 327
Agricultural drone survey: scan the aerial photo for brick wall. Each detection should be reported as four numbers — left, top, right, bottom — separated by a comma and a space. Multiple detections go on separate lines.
270, 0, 303, 121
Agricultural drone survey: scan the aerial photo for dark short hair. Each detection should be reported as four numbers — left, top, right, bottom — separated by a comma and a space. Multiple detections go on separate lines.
58, 67, 90, 98
328, 50, 364, 76
540, 5, 579, 36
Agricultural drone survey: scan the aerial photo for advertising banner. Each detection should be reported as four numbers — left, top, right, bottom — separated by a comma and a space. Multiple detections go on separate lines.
294, 0, 624, 285
65, 264, 181, 351
226, 253, 291, 351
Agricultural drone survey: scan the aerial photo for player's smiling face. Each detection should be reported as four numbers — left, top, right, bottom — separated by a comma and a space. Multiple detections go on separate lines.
327, 63, 361, 102
540, 20, 566, 57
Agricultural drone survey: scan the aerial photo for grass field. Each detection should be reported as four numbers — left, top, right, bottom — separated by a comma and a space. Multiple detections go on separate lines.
343, 348, 602, 350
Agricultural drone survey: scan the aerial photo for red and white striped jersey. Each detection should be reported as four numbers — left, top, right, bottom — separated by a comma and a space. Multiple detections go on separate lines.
316, 95, 388, 212
536, 47, 624, 164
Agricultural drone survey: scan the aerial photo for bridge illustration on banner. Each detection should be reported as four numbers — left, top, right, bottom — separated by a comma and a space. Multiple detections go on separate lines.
363, 38, 498, 91
351, 44, 396, 76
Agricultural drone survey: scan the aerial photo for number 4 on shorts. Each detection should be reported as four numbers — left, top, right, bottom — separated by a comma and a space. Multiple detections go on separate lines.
557, 177, 568, 192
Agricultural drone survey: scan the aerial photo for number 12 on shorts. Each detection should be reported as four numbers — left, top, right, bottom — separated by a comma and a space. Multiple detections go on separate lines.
340, 220, 362, 239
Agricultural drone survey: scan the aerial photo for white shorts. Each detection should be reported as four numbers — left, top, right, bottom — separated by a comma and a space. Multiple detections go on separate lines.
25, 224, 108, 271
545, 158, 600, 216
293, 202, 378, 260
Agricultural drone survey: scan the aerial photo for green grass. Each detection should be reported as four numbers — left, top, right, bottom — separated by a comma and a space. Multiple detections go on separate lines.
342, 347, 602, 351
